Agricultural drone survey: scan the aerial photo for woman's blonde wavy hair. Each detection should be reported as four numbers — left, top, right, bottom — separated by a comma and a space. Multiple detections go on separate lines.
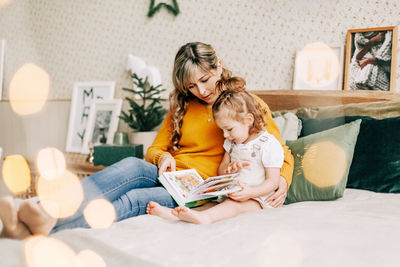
212, 76, 267, 135
168, 42, 231, 153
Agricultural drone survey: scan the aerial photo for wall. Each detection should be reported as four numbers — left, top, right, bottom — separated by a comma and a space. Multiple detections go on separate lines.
0, 0, 400, 156
1, 0, 400, 100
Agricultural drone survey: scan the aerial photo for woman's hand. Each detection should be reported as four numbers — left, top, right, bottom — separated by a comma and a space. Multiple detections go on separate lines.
224, 161, 250, 174
158, 154, 176, 176
228, 181, 253, 202
265, 176, 287, 208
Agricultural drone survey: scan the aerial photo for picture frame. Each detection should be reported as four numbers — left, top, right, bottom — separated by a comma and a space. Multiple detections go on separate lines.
65, 81, 115, 153
293, 43, 344, 90
344, 26, 398, 91
0, 40, 5, 100
81, 99, 122, 154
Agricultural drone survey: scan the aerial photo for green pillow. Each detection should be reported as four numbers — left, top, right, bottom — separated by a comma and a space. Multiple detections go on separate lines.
285, 120, 361, 204
300, 116, 400, 193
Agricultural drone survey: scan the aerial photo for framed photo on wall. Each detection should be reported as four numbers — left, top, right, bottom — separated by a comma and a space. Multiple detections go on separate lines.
81, 99, 122, 154
0, 40, 5, 100
344, 26, 398, 91
293, 43, 344, 90
65, 81, 115, 153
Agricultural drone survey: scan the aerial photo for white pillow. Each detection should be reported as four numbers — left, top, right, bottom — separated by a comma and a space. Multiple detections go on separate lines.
273, 112, 302, 143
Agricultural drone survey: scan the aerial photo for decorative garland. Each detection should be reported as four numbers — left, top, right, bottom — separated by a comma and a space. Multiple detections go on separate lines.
147, 0, 180, 18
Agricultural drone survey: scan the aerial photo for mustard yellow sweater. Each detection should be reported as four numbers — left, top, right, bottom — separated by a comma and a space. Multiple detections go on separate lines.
146, 94, 294, 188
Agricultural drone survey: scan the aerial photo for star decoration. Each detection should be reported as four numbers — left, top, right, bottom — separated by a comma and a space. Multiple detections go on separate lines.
147, 0, 180, 18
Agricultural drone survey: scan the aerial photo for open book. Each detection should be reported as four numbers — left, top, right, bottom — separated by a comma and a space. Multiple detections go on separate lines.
158, 169, 241, 207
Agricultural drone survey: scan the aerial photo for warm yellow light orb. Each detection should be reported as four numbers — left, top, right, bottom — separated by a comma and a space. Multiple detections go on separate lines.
37, 170, 83, 219
9, 63, 50, 115
302, 141, 346, 187
37, 147, 66, 180
77, 249, 107, 267
2, 155, 31, 194
0, 0, 12, 8
296, 42, 340, 88
24, 235, 78, 267
83, 199, 116, 229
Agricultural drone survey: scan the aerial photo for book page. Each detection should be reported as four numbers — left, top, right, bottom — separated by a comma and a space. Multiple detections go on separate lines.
191, 173, 239, 194
194, 180, 240, 195
202, 173, 238, 184
162, 169, 204, 199
187, 184, 241, 202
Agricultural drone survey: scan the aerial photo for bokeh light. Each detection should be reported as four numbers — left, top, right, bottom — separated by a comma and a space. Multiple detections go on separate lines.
0, 0, 12, 8
302, 141, 346, 187
83, 199, 116, 229
77, 249, 107, 267
37, 147, 66, 180
37, 170, 83, 219
296, 42, 340, 89
24, 235, 78, 267
257, 232, 303, 267
2, 154, 31, 194
9, 63, 50, 115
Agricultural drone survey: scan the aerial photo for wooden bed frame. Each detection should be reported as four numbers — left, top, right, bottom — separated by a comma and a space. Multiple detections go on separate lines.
251, 89, 400, 111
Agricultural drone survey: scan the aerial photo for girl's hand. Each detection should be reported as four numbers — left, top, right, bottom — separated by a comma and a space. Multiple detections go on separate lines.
265, 176, 287, 208
228, 181, 253, 202
224, 161, 250, 174
158, 154, 176, 176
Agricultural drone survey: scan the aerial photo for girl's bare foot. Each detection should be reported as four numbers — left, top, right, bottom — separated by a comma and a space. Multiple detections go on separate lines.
146, 201, 178, 221
18, 200, 57, 236
173, 206, 211, 224
0, 196, 31, 239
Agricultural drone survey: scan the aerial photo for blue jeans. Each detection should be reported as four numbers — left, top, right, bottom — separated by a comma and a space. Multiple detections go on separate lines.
51, 157, 176, 233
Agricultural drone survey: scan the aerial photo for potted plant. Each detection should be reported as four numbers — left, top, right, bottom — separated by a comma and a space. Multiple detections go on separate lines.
119, 73, 167, 153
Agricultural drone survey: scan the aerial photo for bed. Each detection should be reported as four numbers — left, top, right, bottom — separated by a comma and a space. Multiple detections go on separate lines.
1, 90, 400, 267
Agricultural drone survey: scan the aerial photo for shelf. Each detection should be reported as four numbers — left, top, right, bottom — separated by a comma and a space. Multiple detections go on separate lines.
251, 89, 400, 111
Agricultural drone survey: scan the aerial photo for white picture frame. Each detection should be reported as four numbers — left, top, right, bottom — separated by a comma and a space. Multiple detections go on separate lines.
65, 81, 115, 153
293, 44, 344, 90
0, 40, 5, 100
81, 99, 122, 154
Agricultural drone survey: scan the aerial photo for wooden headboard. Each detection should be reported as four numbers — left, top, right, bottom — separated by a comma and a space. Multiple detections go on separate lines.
251, 90, 400, 111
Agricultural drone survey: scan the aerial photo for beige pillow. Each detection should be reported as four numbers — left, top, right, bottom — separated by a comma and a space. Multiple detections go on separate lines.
272, 112, 302, 142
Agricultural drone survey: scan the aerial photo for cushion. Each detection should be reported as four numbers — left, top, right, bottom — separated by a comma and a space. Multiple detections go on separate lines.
300, 116, 400, 193
272, 112, 302, 142
285, 120, 361, 204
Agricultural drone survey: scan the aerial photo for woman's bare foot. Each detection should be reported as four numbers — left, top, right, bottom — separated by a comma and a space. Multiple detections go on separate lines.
146, 201, 178, 221
0, 196, 31, 239
18, 200, 57, 236
173, 206, 211, 224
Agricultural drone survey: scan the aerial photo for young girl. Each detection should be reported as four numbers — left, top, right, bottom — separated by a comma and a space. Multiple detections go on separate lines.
147, 77, 284, 224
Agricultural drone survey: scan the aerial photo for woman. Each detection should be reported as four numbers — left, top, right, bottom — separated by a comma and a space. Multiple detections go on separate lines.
0, 42, 294, 239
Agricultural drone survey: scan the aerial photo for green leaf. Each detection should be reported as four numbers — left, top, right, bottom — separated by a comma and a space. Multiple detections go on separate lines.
120, 72, 167, 131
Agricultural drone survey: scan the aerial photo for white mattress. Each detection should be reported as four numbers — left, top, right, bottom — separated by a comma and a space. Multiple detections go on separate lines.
1, 189, 399, 267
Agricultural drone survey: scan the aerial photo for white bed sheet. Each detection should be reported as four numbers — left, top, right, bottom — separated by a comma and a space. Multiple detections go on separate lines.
1, 189, 399, 267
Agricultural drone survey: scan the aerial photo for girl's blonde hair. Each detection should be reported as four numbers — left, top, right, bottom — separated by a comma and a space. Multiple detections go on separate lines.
168, 42, 231, 153
212, 76, 267, 135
